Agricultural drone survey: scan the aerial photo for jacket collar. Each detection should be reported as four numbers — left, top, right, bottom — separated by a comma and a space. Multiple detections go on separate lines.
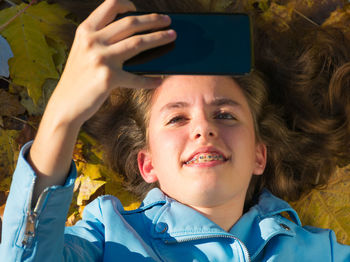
138, 188, 300, 258
229, 189, 300, 260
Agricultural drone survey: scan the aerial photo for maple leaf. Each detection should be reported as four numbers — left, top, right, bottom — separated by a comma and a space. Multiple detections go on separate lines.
0, 3, 58, 103
24, 1, 76, 47
0, 2, 74, 104
291, 164, 350, 245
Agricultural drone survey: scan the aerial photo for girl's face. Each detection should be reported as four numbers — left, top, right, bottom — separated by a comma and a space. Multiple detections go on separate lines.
138, 75, 266, 208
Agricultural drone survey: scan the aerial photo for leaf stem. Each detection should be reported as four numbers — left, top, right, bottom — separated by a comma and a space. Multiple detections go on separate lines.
4, 0, 16, 6
0, 76, 11, 84
293, 8, 319, 27
9, 116, 38, 130
9, 115, 27, 125
0, 0, 37, 32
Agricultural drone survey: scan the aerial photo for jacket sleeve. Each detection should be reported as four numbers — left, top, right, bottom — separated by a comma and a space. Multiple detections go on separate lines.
329, 230, 350, 262
0, 141, 104, 262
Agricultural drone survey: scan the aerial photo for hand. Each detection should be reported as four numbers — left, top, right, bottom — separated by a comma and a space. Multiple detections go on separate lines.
27, 0, 176, 200
48, 0, 176, 127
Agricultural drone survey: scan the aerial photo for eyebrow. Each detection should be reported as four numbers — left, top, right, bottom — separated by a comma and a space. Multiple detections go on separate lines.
159, 98, 241, 113
211, 97, 241, 107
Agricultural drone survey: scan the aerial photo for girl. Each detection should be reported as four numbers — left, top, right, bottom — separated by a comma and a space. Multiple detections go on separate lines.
1, 0, 350, 261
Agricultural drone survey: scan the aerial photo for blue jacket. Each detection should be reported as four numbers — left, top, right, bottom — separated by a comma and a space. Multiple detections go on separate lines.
1, 142, 350, 261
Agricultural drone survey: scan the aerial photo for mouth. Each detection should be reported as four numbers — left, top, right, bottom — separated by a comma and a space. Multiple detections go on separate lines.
184, 152, 228, 165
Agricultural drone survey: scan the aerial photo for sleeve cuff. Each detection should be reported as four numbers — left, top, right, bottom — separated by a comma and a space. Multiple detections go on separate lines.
2, 140, 77, 250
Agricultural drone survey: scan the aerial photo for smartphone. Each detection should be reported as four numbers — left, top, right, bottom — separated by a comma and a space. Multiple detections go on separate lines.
119, 12, 253, 75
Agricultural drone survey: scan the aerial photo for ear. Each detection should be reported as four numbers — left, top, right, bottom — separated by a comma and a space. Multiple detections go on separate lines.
137, 149, 158, 183
253, 143, 267, 175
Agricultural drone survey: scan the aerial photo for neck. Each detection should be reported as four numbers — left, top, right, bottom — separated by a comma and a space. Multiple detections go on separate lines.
190, 196, 246, 232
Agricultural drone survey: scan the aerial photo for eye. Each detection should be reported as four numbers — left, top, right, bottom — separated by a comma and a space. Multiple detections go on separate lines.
214, 111, 236, 120
167, 115, 187, 125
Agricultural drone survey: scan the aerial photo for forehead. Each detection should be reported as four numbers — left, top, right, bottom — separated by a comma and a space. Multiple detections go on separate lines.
150, 75, 249, 110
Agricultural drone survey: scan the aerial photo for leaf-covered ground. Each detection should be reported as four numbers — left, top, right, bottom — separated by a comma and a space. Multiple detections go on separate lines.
0, 0, 349, 245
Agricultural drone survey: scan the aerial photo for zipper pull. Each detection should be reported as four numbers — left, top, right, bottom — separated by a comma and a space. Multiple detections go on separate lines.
22, 210, 37, 246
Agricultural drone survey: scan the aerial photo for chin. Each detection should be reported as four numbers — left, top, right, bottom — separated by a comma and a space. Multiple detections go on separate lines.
181, 188, 227, 207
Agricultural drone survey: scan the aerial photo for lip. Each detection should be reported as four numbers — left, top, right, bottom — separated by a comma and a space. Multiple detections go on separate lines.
183, 146, 229, 165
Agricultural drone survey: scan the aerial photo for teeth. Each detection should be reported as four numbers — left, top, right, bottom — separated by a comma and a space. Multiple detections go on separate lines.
185, 153, 224, 165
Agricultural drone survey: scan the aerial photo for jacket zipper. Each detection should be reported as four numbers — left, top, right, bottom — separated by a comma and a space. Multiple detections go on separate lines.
165, 234, 251, 262
22, 181, 50, 246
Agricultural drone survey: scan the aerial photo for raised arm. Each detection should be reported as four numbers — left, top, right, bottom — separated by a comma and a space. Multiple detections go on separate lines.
28, 0, 175, 203
1, 0, 176, 260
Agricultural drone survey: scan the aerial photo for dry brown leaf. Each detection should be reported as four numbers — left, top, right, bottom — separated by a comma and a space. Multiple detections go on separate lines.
0, 128, 19, 183
288, 0, 343, 25
0, 190, 9, 220
291, 165, 350, 245
0, 89, 25, 117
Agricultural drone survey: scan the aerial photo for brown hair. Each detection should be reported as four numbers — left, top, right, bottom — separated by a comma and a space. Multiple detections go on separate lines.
85, 1, 350, 205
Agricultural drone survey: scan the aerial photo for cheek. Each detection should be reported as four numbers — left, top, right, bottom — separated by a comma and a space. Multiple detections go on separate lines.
149, 128, 187, 167
223, 125, 257, 157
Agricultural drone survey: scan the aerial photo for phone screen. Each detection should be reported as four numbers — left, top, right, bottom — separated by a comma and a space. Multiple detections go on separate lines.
121, 13, 253, 75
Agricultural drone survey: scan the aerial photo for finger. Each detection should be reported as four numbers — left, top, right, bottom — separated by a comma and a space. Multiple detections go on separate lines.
113, 70, 163, 89
99, 13, 171, 45
109, 29, 177, 63
84, 0, 136, 31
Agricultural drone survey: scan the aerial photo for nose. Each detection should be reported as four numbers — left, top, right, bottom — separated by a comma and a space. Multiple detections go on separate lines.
190, 113, 218, 141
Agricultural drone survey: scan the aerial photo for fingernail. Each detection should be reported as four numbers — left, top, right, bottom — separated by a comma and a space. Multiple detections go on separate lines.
162, 14, 170, 22
167, 29, 176, 37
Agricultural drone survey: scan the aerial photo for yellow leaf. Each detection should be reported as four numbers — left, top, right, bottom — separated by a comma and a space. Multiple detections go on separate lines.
65, 211, 80, 227
291, 165, 350, 245
262, 2, 295, 32
78, 162, 105, 180
0, 1, 73, 104
47, 37, 67, 73
77, 175, 105, 206
0, 129, 19, 187
24, 1, 76, 47
17, 79, 57, 116
0, 3, 59, 103
77, 131, 140, 210
104, 166, 140, 211
322, 5, 350, 27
